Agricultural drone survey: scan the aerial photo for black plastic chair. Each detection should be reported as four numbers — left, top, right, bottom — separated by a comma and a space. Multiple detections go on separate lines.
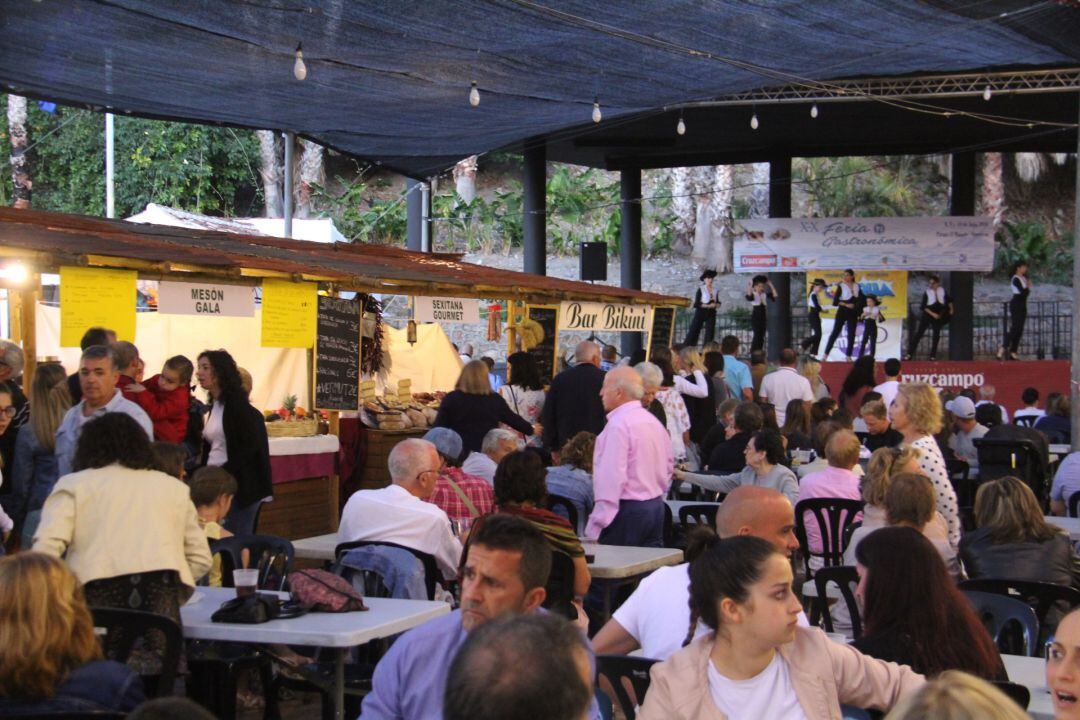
960, 589, 1040, 657
596, 655, 659, 720
546, 493, 579, 534
542, 550, 577, 621
1014, 416, 1038, 428
334, 540, 439, 600
4, 714, 126, 719
794, 498, 865, 576
813, 565, 862, 640
210, 534, 295, 591
1069, 490, 1080, 518
678, 504, 718, 530
89, 607, 182, 699
960, 578, 1080, 644
992, 681, 1031, 710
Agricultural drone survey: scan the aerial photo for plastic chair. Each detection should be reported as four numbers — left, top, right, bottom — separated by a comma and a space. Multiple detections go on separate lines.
973, 438, 1045, 503
813, 565, 862, 639
334, 540, 439, 600
542, 550, 577, 621
1069, 490, 1080, 518
678, 504, 718, 530
960, 578, 1080, 643
960, 589, 1039, 657
992, 681, 1031, 710
794, 498, 865, 576
1014, 416, 1038, 428
4, 714, 126, 719
89, 607, 182, 699
210, 534, 295, 591
546, 493, 579, 534
596, 655, 659, 720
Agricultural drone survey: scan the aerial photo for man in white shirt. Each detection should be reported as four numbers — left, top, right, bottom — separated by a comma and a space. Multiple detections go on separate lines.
338, 438, 463, 580
872, 358, 901, 410
757, 348, 813, 425
1014, 387, 1046, 427
946, 397, 988, 472
591, 486, 805, 660
461, 428, 523, 485
976, 384, 1010, 424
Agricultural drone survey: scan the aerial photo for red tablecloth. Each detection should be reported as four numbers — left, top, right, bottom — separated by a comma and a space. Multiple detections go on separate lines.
270, 452, 338, 484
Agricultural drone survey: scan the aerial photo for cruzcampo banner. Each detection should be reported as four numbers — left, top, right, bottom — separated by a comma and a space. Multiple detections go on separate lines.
734, 216, 994, 271
60, 266, 137, 346
808, 270, 908, 320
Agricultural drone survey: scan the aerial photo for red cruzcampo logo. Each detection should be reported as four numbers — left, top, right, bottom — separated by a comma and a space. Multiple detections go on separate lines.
781, 257, 798, 267
741, 255, 777, 268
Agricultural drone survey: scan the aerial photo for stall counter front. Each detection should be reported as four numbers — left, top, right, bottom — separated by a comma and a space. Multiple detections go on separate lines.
256, 434, 341, 541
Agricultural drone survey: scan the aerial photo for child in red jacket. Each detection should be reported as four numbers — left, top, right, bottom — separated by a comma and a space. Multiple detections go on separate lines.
124, 355, 194, 443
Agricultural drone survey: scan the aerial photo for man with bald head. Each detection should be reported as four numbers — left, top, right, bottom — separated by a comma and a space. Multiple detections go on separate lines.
541, 340, 607, 452
592, 486, 804, 659
338, 438, 463, 580
584, 366, 673, 547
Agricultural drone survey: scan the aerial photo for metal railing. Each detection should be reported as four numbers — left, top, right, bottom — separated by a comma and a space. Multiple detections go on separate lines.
674, 301, 1072, 360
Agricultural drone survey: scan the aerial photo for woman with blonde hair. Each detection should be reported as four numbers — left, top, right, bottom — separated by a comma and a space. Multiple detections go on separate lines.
678, 346, 717, 453
800, 357, 831, 401
961, 476, 1080, 628
435, 359, 536, 455
889, 383, 961, 549
12, 362, 72, 546
884, 670, 1028, 720
0, 552, 144, 714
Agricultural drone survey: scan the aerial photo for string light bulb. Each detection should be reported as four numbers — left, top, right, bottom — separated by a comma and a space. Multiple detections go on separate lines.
469, 82, 480, 107
982, 85, 992, 101
592, 99, 602, 123
293, 44, 307, 81
676, 113, 686, 135
750, 112, 759, 130
810, 103, 819, 118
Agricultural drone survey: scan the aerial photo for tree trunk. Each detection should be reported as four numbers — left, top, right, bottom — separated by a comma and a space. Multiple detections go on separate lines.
670, 167, 695, 254
748, 162, 770, 218
454, 155, 478, 203
7, 95, 30, 208
712, 164, 735, 272
980, 152, 1006, 230
256, 130, 283, 217
295, 138, 324, 219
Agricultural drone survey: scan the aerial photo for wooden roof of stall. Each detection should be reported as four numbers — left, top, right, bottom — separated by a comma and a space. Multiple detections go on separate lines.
0, 207, 686, 307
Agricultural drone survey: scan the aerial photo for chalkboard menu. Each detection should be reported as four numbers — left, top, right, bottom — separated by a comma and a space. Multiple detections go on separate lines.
648, 307, 676, 360
526, 305, 560, 386
314, 296, 361, 411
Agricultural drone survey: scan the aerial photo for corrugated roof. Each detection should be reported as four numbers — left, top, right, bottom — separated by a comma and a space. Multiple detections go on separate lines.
0, 207, 686, 307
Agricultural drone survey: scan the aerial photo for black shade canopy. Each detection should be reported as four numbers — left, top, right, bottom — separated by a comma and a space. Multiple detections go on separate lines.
2, 1, 1078, 176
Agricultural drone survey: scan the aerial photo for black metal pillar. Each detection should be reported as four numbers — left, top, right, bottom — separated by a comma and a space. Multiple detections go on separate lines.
767, 157, 793, 360
620, 167, 643, 358
406, 177, 423, 252
523, 144, 547, 275
947, 152, 976, 360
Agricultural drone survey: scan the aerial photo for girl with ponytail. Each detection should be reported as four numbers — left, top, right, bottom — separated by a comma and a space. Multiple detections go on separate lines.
639, 536, 924, 720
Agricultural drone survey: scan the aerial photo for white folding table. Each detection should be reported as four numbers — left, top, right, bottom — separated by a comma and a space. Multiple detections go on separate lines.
1003, 653, 1053, 720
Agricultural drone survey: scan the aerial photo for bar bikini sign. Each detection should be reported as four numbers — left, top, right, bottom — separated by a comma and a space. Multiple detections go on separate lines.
559, 301, 649, 333
158, 281, 255, 317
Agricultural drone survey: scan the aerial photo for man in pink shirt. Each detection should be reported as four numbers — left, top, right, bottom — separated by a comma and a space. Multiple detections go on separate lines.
798, 429, 862, 565
585, 366, 674, 547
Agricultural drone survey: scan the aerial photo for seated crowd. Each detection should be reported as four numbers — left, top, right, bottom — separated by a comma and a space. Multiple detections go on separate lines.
1, 329, 1078, 720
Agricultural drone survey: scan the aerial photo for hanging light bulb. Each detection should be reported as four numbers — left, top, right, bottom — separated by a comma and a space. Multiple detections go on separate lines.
469, 81, 480, 107
592, 99, 602, 124
676, 114, 686, 135
750, 112, 759, 130
293, 44, 307, 81
982, 85, 992, 101
810, 103, 819, 119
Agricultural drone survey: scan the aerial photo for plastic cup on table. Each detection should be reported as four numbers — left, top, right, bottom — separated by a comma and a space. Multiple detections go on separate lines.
233, 569, 259, 597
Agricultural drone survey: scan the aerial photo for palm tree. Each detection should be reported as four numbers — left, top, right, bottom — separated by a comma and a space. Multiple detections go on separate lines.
256, 130, 282, 217
6, 94, 30, 208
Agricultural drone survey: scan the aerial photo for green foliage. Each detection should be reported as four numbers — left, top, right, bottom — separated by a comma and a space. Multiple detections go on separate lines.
996, 220, 1073, 284
794, 156, 938, 217
0, 98, 261, 217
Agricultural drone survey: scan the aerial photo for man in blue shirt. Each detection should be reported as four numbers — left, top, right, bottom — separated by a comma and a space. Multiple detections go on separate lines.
720, 335, 753, 401
361, 514, 600, 720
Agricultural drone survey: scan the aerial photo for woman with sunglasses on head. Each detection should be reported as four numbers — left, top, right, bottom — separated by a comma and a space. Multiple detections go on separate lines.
638, 535, 923, 719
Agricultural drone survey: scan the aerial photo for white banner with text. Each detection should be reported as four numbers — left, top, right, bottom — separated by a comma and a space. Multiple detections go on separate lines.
415, 297, 481, 324
158, 281, 255, 317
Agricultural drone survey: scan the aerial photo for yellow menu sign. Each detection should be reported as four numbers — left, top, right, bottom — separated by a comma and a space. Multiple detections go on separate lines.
261, 278, 316, 348
60, 266, 137, 347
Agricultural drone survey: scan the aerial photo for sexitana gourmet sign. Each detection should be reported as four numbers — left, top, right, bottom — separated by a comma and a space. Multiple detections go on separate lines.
414, 297, 481, 324
733, 216, 994, 272
558, 301, 650, 333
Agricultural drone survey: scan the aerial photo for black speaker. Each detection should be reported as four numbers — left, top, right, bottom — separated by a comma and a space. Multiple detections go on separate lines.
579, 241, 607, 281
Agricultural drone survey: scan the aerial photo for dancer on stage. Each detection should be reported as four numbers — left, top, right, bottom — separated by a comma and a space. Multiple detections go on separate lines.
801, 278, 828, 358
823, 269, 862, 361
858, 295, 884, 358
683, 269, 720, 347
907, 275, 952, 361
745, 274, 778, 353
998, 260, 1030, 361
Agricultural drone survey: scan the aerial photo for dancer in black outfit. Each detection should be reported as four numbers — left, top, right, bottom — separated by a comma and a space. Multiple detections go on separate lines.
683, 269, 720, 346
823, 269, 862, 361
998, 260, 1030, 361
745, 274, 778, 353
801, 278, 828, 358
858, 295, 885, 358
907, 275, 953, 361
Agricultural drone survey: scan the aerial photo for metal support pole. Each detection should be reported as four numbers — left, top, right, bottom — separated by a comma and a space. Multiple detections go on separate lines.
406, 177, 423, 252
421, 181, 431, 252
620, 167, 643, 358
1071, 96, 1080, 449
947, 152, 976, 360
767, 157, 792, 360
523, 143, 547, 276
105, 113, 115, 218
283, 132, 294, 238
